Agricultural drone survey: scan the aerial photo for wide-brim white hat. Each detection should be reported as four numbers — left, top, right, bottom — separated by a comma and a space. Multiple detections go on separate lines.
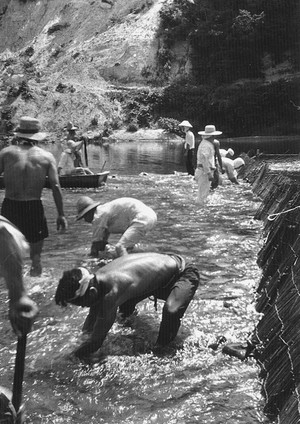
198, 125, 222, 136
179, 120, 193, 128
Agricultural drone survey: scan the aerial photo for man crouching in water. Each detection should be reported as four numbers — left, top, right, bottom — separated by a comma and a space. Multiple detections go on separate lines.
55, 252, 199, 360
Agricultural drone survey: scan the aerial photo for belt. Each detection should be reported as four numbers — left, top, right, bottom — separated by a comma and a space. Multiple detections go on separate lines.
197, 164, 215, 170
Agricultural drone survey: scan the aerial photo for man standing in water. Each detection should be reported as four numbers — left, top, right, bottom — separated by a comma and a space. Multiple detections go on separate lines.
179, 120, 195, 176
0, 116, 68, 276
194, 125, 223, 205
76, 196, 157, 257
55, 252, 199, 360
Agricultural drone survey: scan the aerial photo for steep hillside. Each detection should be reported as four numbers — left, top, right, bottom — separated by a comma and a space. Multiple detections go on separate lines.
0, 0, 165, 139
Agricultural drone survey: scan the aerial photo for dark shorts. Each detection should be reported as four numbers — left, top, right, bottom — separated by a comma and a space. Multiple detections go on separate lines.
1, 198, 49, 243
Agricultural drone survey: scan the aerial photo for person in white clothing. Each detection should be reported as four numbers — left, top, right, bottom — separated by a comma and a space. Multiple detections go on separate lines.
58, 140, 93, 175
220, 157, 245, 184
76, 196, 157, 257
179, 120, 195, 175
194, 125, 222, 205
219, 148, 234, 158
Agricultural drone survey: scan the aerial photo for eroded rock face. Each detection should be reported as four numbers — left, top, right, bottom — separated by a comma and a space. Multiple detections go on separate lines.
0, 0, 188, 138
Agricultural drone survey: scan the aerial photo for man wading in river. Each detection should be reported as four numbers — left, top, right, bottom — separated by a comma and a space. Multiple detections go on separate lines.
0, 116, 68, 276
76, 196, 157, 257
55, 252, 199, 360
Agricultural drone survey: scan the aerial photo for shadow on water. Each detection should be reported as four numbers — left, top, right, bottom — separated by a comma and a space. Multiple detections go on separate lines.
0, 141, 269, 423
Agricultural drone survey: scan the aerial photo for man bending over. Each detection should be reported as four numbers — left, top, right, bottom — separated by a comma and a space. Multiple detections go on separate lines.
55, 252, 199, 360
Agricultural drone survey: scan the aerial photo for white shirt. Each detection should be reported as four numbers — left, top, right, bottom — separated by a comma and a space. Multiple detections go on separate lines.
58, 150, 75, 175
92, 197, 157, 242
184, 130, 195, 150
196, 139, 215, 173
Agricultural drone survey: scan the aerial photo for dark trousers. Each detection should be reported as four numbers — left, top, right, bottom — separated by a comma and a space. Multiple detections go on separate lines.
186, 150, 195, 175
119, 264, 200, 345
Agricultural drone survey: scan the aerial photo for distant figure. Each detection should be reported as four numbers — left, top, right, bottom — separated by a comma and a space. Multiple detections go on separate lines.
64, 121, 78, 141
58, 140, 93, 175
219, 148, 234, 158
76, 196, 157, 257
210, 138, 223, 190
233, 157, 245, 178
222, 157, 245, 184
55, 252, 200, 359
0, 216, 38, 335
195, 125, 223, 205
0, 116, 68, 276
179, 120, 195, 175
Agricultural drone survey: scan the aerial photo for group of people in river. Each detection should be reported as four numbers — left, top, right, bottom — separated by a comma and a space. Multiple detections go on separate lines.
179, 120, 245, 206
0, 115, 201, 376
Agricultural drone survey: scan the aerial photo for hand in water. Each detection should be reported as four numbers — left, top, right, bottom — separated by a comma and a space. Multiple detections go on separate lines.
9, 296, 39, 337
57, 216, 68, 232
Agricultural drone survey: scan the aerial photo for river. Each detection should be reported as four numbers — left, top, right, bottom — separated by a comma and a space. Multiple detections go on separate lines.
0, 140, 269, 423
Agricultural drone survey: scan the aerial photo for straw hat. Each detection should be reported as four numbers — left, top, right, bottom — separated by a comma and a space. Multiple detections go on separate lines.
198, 125, 222, 136
233, 158, 245, 169
227, 148, 234, 157
76, 196, 101, 220
14, 116, 48, 141
179, 120, 193, 128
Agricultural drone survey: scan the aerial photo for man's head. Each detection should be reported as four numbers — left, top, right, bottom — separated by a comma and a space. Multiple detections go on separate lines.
65, 121, 78, 134
76, 196, 101, 222
179, 120, 192, 133
233, 158, 245, 170
14, 116, 48, 143
55, 267, 98, 307
226, 148, 234, 158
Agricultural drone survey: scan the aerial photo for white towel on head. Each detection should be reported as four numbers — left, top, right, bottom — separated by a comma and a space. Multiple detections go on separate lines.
74, 267, 94, 298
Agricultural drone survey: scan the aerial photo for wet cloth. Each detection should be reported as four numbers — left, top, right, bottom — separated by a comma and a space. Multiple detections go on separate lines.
119, 254, 199, 346
1, 198, 48, 243
92, 197, 157, 249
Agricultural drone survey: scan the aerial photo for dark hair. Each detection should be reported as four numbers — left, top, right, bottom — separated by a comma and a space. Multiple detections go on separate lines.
55, 268, 100, 308
55, 269, 82, 307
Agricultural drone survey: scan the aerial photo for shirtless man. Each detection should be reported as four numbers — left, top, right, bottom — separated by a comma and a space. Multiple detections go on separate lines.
0, 215, 38, 336
0, 116, 68, 276
55, 252, 199, 359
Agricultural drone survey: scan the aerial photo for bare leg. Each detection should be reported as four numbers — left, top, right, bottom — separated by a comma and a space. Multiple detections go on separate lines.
29, 240, 43, 277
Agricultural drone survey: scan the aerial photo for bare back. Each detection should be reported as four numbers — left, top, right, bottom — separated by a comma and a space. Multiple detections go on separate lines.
0, 144, 59, 200
99, 253, 178, 305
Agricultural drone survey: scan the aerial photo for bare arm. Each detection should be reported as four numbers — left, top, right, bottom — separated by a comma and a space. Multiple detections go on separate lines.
74, 305, 118, 358
0, 221, 38, 335
47, 155, 68, 231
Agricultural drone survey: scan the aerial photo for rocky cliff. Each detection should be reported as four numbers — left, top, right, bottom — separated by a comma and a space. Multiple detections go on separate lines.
0, 0, 169, 139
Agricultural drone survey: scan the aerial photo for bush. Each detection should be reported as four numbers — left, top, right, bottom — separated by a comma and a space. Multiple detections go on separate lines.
157, 117, 182, 135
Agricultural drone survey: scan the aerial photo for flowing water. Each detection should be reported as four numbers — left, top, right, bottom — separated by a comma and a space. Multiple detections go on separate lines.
0, 141, 270, 423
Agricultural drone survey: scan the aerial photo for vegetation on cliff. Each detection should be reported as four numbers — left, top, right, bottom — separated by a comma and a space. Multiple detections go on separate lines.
0, 0, 299, 139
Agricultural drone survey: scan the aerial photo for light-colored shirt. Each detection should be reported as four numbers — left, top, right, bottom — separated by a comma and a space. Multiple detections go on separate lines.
219, 149, 228, 157
222, 157, 236, 180
92, 197, 157, 242
196, 138, 215, 174
58, 151, 75, 175
184, 130, 195, 150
